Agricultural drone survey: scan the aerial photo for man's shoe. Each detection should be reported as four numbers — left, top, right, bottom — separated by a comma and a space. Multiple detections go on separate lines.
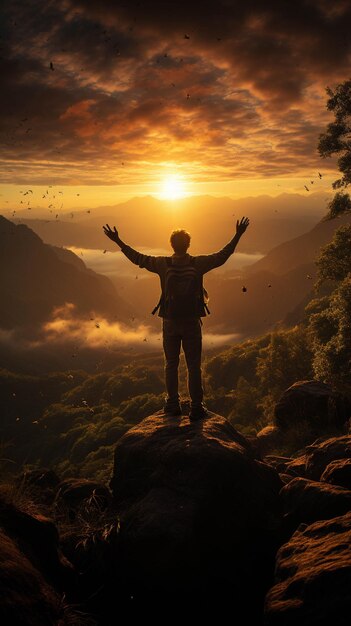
189, 405, 208, 421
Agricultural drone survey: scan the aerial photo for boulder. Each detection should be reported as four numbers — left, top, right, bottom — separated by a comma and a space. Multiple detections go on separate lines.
278, 473, 297, 485
274, 380, 351, 432
321, 458, 351, 489
305, 435, 351, 480
263, 455, 293, 473
284, 455, 306, 477
109, 409, 284, 617
0, 487, 73, 592
0, 530, 65, 626
264, 511, 351, 625
279, 476, 351, 528
256, 424, 284, 454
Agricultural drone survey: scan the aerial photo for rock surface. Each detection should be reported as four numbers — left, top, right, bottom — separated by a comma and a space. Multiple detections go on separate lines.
305, 435, 351, 480
110, 409, 284, 616
274, 380, 351, 432
279, 476, 351, 528
321, 458, 351, 489
264, 511, 351, 625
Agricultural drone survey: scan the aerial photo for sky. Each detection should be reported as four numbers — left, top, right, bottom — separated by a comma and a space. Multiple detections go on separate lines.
1, 0, 350, 209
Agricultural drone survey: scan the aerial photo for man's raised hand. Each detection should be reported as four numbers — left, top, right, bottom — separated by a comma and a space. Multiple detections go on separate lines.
236, 216, 250, 237
103, 224, 119, 243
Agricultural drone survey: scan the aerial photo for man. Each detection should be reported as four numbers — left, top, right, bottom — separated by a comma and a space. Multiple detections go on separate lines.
103, 216, 250, 421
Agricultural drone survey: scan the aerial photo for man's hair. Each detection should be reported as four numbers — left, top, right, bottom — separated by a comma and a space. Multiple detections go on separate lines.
170, 228, 191, 254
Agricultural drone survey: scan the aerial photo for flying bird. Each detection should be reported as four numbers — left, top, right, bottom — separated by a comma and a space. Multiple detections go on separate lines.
50, 62, 54, 70
242, 286, 247, 292
304, 185, 309, 191
184, 34, 190, 39
318, 172, 322, 178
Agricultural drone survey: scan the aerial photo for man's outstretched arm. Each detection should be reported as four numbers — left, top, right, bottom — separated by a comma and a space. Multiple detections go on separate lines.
196, 216, 250, 274
102, 224, 162, 274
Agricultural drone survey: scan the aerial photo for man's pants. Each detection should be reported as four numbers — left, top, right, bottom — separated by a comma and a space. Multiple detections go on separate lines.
162, 316, 204, 409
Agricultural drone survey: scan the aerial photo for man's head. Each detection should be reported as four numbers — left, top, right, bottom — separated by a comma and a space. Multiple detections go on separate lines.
170, 228, 191, 255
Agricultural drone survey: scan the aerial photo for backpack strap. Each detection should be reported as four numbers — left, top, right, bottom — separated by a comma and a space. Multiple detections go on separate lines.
151, 258, 172, 314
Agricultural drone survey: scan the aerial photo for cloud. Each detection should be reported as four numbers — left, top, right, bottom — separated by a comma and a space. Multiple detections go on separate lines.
1, 0, 350, 184
0, 302, 241, 367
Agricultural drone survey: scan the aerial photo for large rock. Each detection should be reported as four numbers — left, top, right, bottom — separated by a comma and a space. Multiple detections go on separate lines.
0, 530, 65, 626
109, 409, 284, 617
0, 487, 73, 591
264, 511, 351, 625
305, 435, 351, 480
321, 458, 351, 489
279, 476, 351, 528
274, 380, 351, 432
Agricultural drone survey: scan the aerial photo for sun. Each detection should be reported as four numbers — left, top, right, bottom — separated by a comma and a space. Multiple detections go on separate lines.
159, 176, 186, 200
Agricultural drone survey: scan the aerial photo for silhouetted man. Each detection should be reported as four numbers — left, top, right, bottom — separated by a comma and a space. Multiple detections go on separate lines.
103, 216, 250, 421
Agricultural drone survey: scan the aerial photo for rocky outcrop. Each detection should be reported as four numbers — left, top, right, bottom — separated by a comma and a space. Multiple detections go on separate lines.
109, 409, 284, 617
0, 487, 78, 625
274, 380, 351, 432
264, 511, 351, 625
0, 530, 66, 626
280, 476, 351, 527
0, 487, 73, 591
321, 458, 351, 489
305, 435, 351, 480
257, 382, 350, 455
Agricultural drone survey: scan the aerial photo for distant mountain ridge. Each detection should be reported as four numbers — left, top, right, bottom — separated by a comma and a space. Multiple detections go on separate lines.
4, 192, 331, 255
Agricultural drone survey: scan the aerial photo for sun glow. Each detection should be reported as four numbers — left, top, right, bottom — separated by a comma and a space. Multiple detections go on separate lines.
159, 176, 187, 200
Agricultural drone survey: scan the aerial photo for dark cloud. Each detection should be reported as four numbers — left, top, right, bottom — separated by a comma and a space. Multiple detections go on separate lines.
1, 0, 350, 184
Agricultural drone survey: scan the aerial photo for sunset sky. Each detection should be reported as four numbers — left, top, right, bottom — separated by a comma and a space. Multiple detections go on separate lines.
1, 0, 350, 210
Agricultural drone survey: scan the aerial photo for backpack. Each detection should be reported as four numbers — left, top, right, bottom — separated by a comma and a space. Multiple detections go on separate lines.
151, 257, 211, 318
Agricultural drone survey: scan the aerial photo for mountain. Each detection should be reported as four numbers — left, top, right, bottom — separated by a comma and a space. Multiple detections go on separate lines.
5, 192, 330, 255
244, 212, 351, 276
198, 213, 351, 335
0, 215, 132, 330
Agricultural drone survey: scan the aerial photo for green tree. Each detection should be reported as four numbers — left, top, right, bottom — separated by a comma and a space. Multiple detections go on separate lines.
315, 224, 351, 287
318, 80, 351, 191
255, 326, 314, 421
307, 275, 351, 394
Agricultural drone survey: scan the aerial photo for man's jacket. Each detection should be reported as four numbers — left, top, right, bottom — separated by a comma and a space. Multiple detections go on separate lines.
119, 238, 238, 317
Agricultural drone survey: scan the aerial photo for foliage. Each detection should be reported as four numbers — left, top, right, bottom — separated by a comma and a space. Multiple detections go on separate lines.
321, 191, 351, 221
315, 224, 351, 286
318, 80, 351, 190
204, 325, 314, 428
306, 274, 351, 394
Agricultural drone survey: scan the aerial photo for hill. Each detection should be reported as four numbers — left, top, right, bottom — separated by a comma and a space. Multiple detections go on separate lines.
6, 192, 329, 255
0, 215, 132, 331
